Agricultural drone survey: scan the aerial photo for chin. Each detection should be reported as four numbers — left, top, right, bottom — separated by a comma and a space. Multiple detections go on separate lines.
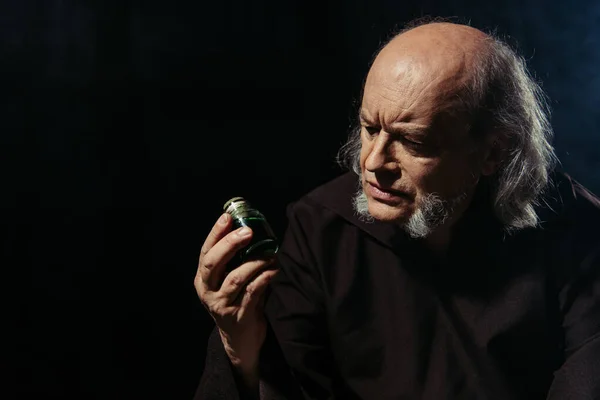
367, 198, 412, 223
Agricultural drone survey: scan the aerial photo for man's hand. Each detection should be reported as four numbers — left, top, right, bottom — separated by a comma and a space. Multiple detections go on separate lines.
195, 213, 278, 389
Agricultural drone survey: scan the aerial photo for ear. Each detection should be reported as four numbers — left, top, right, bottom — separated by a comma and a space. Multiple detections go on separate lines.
480, 134, 508, 176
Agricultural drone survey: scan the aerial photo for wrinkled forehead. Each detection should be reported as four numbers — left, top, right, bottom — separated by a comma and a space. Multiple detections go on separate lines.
360, 24, 487, 141
361, 60, 475, 145
363, 58, 471, 119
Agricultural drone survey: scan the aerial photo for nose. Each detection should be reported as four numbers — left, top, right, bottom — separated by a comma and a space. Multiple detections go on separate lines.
364, 132, 396, 172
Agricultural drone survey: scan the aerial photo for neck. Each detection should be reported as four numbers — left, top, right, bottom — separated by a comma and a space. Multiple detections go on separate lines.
424, 225, 452, 256
424, 189, 479, 257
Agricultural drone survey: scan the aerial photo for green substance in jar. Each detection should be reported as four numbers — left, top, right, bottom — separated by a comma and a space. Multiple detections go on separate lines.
223, 197, 279, 265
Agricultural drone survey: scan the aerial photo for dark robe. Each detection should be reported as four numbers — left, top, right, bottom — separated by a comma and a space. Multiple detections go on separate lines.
195, 171, 600, 400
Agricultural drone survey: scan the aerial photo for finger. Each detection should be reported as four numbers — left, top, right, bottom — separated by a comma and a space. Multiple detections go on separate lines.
199, 213, 232, 261
239, 268, 279, 312
200, 226, 254, 291
219, 258, 276, 302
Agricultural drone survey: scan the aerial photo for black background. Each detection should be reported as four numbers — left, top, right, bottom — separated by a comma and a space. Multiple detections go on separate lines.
5, 0, 599, 399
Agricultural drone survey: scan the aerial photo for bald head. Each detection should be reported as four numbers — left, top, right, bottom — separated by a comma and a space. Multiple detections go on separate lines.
379, 22, 489, 64
366, 23, 491, 114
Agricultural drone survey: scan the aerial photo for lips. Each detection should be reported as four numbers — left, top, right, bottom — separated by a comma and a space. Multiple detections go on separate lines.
368, 181, 407, 196
366, 181, 410, 202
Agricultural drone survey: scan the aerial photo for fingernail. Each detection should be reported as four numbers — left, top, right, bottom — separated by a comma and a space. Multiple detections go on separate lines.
218, 213, 229, 225
238, 227, 251, 237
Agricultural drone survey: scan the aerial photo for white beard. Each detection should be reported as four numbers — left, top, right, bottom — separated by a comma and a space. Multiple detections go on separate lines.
352, 178, 467, 239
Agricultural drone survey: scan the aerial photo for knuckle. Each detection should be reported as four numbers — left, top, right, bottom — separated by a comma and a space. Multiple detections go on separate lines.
227, 274, 244, 290
225, 233, 239, 246
245, 284, 257, 296
199, 243, 209, 258
208, 301, 224, 316
227, 231, 248, 248
201, 257, 216, 272
208, 227, 222, 242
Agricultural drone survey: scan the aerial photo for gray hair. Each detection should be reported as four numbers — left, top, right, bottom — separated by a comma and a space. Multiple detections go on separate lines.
353, 182, 468, 238
337, 20, 559, 233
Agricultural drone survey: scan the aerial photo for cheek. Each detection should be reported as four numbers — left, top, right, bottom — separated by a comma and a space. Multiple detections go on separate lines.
359, 138, 371, 168
418, 155, 475, 193
400, 156, 437, 183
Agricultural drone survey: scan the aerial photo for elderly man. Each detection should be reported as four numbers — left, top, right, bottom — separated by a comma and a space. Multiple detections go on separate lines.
194, 21, 600, 399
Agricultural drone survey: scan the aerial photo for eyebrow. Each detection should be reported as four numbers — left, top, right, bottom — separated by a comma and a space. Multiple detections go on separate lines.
358, 110, 371, 122
359, 110, 428, 137
389, 124, 428, 137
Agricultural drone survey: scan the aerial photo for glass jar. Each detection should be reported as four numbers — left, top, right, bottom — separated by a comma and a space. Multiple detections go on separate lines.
223, 197, 279, 264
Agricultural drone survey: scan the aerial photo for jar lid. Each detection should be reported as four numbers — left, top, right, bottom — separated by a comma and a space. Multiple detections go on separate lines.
223, 197, 246, 212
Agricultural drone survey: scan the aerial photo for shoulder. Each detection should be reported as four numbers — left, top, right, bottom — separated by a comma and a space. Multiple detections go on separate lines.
539, 170, 600, 234
285, 171, 360, 229
282, 171, 403, 260
535, 171, 600, 276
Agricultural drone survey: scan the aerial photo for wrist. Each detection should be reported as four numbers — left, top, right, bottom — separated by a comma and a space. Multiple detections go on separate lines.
229, 351, 260, 396
219, 329, 260, 383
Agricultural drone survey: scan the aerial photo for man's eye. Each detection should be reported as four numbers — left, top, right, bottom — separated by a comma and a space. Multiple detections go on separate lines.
401, 137, 439, 156
363, 126, 379, 135
402, 138, 427, 148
